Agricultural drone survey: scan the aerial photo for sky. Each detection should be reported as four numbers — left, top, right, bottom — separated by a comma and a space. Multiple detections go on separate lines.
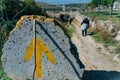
35, 0, 92, 5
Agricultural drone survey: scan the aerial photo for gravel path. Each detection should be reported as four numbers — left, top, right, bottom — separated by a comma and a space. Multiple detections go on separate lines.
71, 22, 120, 80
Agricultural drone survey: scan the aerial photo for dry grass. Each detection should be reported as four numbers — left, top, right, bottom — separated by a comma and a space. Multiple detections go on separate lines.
90, 24, 115, 44
109, 16, 120, 29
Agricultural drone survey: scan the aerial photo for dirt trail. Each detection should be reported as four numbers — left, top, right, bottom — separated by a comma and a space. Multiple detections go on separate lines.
71, 22, 120, 80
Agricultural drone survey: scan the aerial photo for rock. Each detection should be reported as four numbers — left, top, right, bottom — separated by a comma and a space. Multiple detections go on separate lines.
113, 54, 120, 62
108, 23, 118, 33
1, 15, 84, 80
90, 18, 119, 38
115, 30, 120, 41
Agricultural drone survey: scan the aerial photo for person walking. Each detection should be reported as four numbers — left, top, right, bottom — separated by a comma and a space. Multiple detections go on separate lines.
81, 16, 89, 36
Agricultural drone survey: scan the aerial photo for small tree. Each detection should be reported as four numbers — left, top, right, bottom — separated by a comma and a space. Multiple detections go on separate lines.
90, 0, 116, 16
90, 0, 102, 15
83, 3, 91, 12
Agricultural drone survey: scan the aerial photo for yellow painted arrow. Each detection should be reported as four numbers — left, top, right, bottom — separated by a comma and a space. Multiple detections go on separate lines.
23, 37, 55, 78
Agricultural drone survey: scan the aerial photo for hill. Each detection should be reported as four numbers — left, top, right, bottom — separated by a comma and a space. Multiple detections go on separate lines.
36, 2, 52, 7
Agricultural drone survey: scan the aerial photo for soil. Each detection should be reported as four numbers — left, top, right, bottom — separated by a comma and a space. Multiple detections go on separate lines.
71, 22, 120, 80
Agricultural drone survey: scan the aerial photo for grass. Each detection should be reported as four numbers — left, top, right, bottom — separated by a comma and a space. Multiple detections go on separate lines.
92, 30, 120, 55
90, 26, 120, 57
91, 25, 118, 46
81, 11, 109, 20
92, 33, 117, 46
54, 18, 76, 38
115, 45, 120, 56
0, 68, 10, 80
89, 24, 120, 55
89, 25, 113, 43
66, 23, 76, 37
92, 34, 103, 43
81, 10, 120, 20
0, 49, 11, 80
81, 10, 120, 28
0, 56, 11, 80
82, 10, 120, 56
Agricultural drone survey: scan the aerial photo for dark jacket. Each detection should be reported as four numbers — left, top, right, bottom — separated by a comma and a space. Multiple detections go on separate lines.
81, 18, 89, 28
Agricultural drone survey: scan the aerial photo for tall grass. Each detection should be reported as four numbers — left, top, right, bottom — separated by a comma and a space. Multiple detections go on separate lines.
90, 25, 118, 47
54, 18, 76, 38
66, 24, 76, 37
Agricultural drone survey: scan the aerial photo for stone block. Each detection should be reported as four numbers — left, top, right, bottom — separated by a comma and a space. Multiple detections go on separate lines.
2, 16, 84, 80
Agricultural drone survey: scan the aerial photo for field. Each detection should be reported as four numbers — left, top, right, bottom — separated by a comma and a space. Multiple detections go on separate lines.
81, 10, 120, 27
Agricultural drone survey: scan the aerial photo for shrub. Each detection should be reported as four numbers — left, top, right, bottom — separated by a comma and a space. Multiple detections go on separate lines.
66, 24, 76, 37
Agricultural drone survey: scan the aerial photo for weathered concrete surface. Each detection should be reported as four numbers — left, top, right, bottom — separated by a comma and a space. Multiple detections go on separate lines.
1, 15, 84, 80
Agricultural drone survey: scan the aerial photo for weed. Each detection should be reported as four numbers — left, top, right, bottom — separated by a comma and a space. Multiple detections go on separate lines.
0, 55, 11, 80
104, 41, 118, 48
115, 45, 120, 55
91, 25, 118, 48
93, 34, 103, 43
66, 24, 76, 37
54, 18, 76, 38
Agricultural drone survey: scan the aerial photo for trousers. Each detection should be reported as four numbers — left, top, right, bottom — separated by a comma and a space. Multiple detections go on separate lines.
82, 29, 87, 36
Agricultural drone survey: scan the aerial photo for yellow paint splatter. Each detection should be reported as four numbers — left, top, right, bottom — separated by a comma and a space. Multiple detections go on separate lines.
23, 37, 55, 78
16, 15, 54, 27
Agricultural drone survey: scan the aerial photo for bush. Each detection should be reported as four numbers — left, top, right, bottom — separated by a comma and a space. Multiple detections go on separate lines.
60, 14, 70, 22
91, 25, 118, 46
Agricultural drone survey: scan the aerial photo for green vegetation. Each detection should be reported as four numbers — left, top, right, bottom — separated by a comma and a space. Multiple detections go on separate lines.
81, 11, 108, 20
0, 0, 46, 79
0, 62, 10, 80
81, 11, 120, 21
115, 45, 120, 56
82, 0, 120, 51
92, 28, 117, 44
86, 9, 120, 54
54, 17, 76, 38
66, 24, 76, 37
0, 0, 44, 52
89, 0, 114, 8
93, 33, 118, 47
88, 19, 119, 56
91, 27, 120, 55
